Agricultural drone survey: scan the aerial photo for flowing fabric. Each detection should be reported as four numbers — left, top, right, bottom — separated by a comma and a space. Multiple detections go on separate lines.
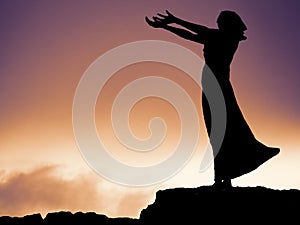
201, 29, 280, 180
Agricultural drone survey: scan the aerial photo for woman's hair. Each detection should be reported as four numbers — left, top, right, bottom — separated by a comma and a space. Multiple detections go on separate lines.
217, 10, 247, 31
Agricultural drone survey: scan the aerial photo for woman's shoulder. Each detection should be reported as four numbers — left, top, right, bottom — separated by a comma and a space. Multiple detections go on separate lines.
206, 28, 220, 37
202, 28, 220, 43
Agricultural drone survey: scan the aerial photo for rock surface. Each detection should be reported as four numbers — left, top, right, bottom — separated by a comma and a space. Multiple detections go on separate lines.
1, 186, 299, 224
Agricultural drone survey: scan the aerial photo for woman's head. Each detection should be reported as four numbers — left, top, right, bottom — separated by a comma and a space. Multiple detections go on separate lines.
217, 10, 247, 40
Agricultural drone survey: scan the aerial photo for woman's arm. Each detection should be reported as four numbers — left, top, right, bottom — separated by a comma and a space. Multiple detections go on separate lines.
155, 10, 208, 34
147, 10, 208, 43
174, 17, 208, 35
146, 17, 199, 42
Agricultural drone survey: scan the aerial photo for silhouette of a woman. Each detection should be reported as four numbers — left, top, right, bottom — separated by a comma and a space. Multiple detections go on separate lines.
146, 10, 280, 188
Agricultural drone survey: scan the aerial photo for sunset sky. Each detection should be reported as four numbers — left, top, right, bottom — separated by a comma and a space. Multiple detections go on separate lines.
1, 0, 300, 219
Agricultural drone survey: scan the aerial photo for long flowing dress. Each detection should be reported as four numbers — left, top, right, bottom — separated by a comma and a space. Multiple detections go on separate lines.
201, 29, 280, 180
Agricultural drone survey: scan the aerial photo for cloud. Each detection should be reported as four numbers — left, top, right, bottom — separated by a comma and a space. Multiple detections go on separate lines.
115, 190, 156, 218
0, 165, 155, 218
0, 165, 103, 217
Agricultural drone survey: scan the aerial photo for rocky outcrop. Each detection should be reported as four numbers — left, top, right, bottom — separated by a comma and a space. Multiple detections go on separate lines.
1, 186, 299, 224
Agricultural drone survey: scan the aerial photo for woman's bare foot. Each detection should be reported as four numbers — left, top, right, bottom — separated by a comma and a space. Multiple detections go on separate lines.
212, 179, 232, 190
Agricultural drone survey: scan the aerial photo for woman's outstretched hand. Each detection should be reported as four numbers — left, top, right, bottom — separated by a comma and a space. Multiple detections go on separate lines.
155, 10, 177, 24
145, 16, 166, 28
145, 10, 176, 28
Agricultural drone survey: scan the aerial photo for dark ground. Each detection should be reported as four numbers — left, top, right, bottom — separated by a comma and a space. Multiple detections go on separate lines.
1, 186, 299, 224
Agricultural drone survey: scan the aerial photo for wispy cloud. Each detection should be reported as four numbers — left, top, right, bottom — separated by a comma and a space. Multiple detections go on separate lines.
0, 165, 103, 216
0, 165, 155, 218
